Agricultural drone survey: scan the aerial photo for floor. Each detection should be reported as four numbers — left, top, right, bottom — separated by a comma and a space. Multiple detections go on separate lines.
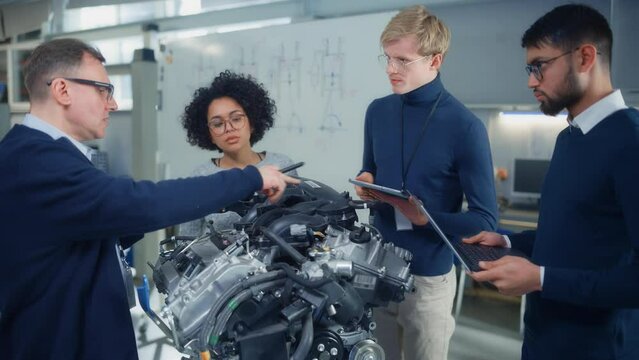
132, 280, 524, 360
373, 286, 522, 360
451, 294, 523, 360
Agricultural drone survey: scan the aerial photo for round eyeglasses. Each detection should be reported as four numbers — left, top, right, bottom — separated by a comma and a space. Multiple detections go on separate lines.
208, 113, 247, 136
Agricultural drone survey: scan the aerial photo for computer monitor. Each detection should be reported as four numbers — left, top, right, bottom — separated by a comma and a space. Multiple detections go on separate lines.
512, 158, 551, 199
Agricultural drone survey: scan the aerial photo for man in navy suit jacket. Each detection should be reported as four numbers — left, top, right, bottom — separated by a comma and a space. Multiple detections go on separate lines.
0, 38, 298, 360
465, 4, 639, 360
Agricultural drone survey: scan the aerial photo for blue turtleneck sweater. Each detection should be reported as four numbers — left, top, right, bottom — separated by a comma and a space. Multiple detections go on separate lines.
361, 75, 498, 276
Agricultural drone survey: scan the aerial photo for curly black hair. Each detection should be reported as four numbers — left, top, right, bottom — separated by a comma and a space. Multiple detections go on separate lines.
181, 70, 276, 151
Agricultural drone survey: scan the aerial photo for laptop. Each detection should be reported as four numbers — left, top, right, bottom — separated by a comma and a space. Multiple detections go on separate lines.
349, 178, 521, 272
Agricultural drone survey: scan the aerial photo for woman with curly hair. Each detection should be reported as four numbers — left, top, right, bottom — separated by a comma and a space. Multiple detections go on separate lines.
179, 70, 297, 237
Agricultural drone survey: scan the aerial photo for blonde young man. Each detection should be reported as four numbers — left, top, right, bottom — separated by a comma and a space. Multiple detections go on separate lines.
354, 6, 497, 360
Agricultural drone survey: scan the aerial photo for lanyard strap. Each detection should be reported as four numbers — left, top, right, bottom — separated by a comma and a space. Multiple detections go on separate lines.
401, 91, 443, 190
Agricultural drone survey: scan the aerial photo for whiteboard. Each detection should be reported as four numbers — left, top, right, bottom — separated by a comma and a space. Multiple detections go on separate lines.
155, 1, 562, 192
157, 11, 395, 193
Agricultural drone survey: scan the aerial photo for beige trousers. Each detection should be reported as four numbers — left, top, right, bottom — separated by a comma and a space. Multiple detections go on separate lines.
396, 267, 457, 360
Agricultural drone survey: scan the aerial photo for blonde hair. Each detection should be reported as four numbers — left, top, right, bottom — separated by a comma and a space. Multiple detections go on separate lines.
380, 5, 451, 56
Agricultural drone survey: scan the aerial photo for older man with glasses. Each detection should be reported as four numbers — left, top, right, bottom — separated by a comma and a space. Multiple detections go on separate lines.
0, 38, 298, 360
465, 4, 639, 360
353, 5, 498, 360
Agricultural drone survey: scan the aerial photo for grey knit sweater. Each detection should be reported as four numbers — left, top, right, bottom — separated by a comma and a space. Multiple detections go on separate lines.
178, 151, 296, 237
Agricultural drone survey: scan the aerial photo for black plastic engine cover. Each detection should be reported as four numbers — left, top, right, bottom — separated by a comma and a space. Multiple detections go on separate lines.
235, 177, 358, 234
237, 322, 289, 360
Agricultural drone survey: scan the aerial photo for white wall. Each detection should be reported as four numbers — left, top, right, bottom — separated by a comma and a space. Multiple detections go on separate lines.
612, 0, 639, 104
157, 11, 393, 193
102, 111, 134, 177
101, 0, 637, 203
433, 0, 616, 105
485, 112, 566, 203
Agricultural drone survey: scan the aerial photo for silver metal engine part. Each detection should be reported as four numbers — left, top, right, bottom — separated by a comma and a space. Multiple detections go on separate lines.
147, 177, 414, 359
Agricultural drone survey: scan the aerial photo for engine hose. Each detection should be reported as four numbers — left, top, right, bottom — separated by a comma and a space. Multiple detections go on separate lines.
173, 235, 199, 241
211, 290, 253, 340
211, 279, 287, 340
269, 262, 333, 289
290, 312, 313, 360
198, 275, 284, 350
260, 227, 307, 265
198, 270, 286, 351
348, 199, 379, 210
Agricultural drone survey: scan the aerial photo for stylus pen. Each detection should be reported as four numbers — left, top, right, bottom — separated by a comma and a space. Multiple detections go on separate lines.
280, 161, 305, 174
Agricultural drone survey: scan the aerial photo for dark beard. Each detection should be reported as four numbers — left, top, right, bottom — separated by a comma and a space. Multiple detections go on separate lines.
539, 66, 583, 116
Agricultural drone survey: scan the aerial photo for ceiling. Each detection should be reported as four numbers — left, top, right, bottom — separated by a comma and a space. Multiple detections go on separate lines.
0, 0, 42, 5
0, 0, 508, 39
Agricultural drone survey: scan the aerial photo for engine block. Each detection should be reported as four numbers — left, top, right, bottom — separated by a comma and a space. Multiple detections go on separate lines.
149, 177, 414, 360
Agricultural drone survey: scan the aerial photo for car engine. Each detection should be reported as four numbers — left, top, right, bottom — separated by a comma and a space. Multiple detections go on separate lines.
145, 177, 414, 360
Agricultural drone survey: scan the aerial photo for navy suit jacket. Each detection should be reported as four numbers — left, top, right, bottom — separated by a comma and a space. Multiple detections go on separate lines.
0, 125, 262, 359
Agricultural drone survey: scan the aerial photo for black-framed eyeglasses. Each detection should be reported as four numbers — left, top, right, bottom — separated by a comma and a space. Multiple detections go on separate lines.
47, 77, 115, 101
208, 113, 247, 136
525, 49, 577, 81
526, 46, 603, 81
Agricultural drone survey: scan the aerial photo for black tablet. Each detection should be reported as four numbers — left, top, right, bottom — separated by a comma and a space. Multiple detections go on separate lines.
348, 178, 410, 199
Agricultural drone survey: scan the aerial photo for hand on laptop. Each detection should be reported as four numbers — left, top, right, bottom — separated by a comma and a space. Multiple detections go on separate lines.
462, 231, 508, 247
464, 231, 541, 295
468, 256, 542, 296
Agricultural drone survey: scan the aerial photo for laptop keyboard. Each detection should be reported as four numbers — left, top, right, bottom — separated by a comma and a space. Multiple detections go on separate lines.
452, 242, 515, 272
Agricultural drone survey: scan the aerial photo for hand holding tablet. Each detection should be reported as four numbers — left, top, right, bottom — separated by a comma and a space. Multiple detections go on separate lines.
349, 178, 428, 225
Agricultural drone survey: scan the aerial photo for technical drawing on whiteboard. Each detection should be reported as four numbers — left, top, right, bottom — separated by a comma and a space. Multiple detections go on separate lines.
269, 42, 304, 134
313, 38, 344, 133
192, 52, 217, 89
233, 46, 259, 80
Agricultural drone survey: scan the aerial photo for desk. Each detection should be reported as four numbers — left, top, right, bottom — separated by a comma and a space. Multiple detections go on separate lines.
454, 207, 539, 335
499, 208, 539, 232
